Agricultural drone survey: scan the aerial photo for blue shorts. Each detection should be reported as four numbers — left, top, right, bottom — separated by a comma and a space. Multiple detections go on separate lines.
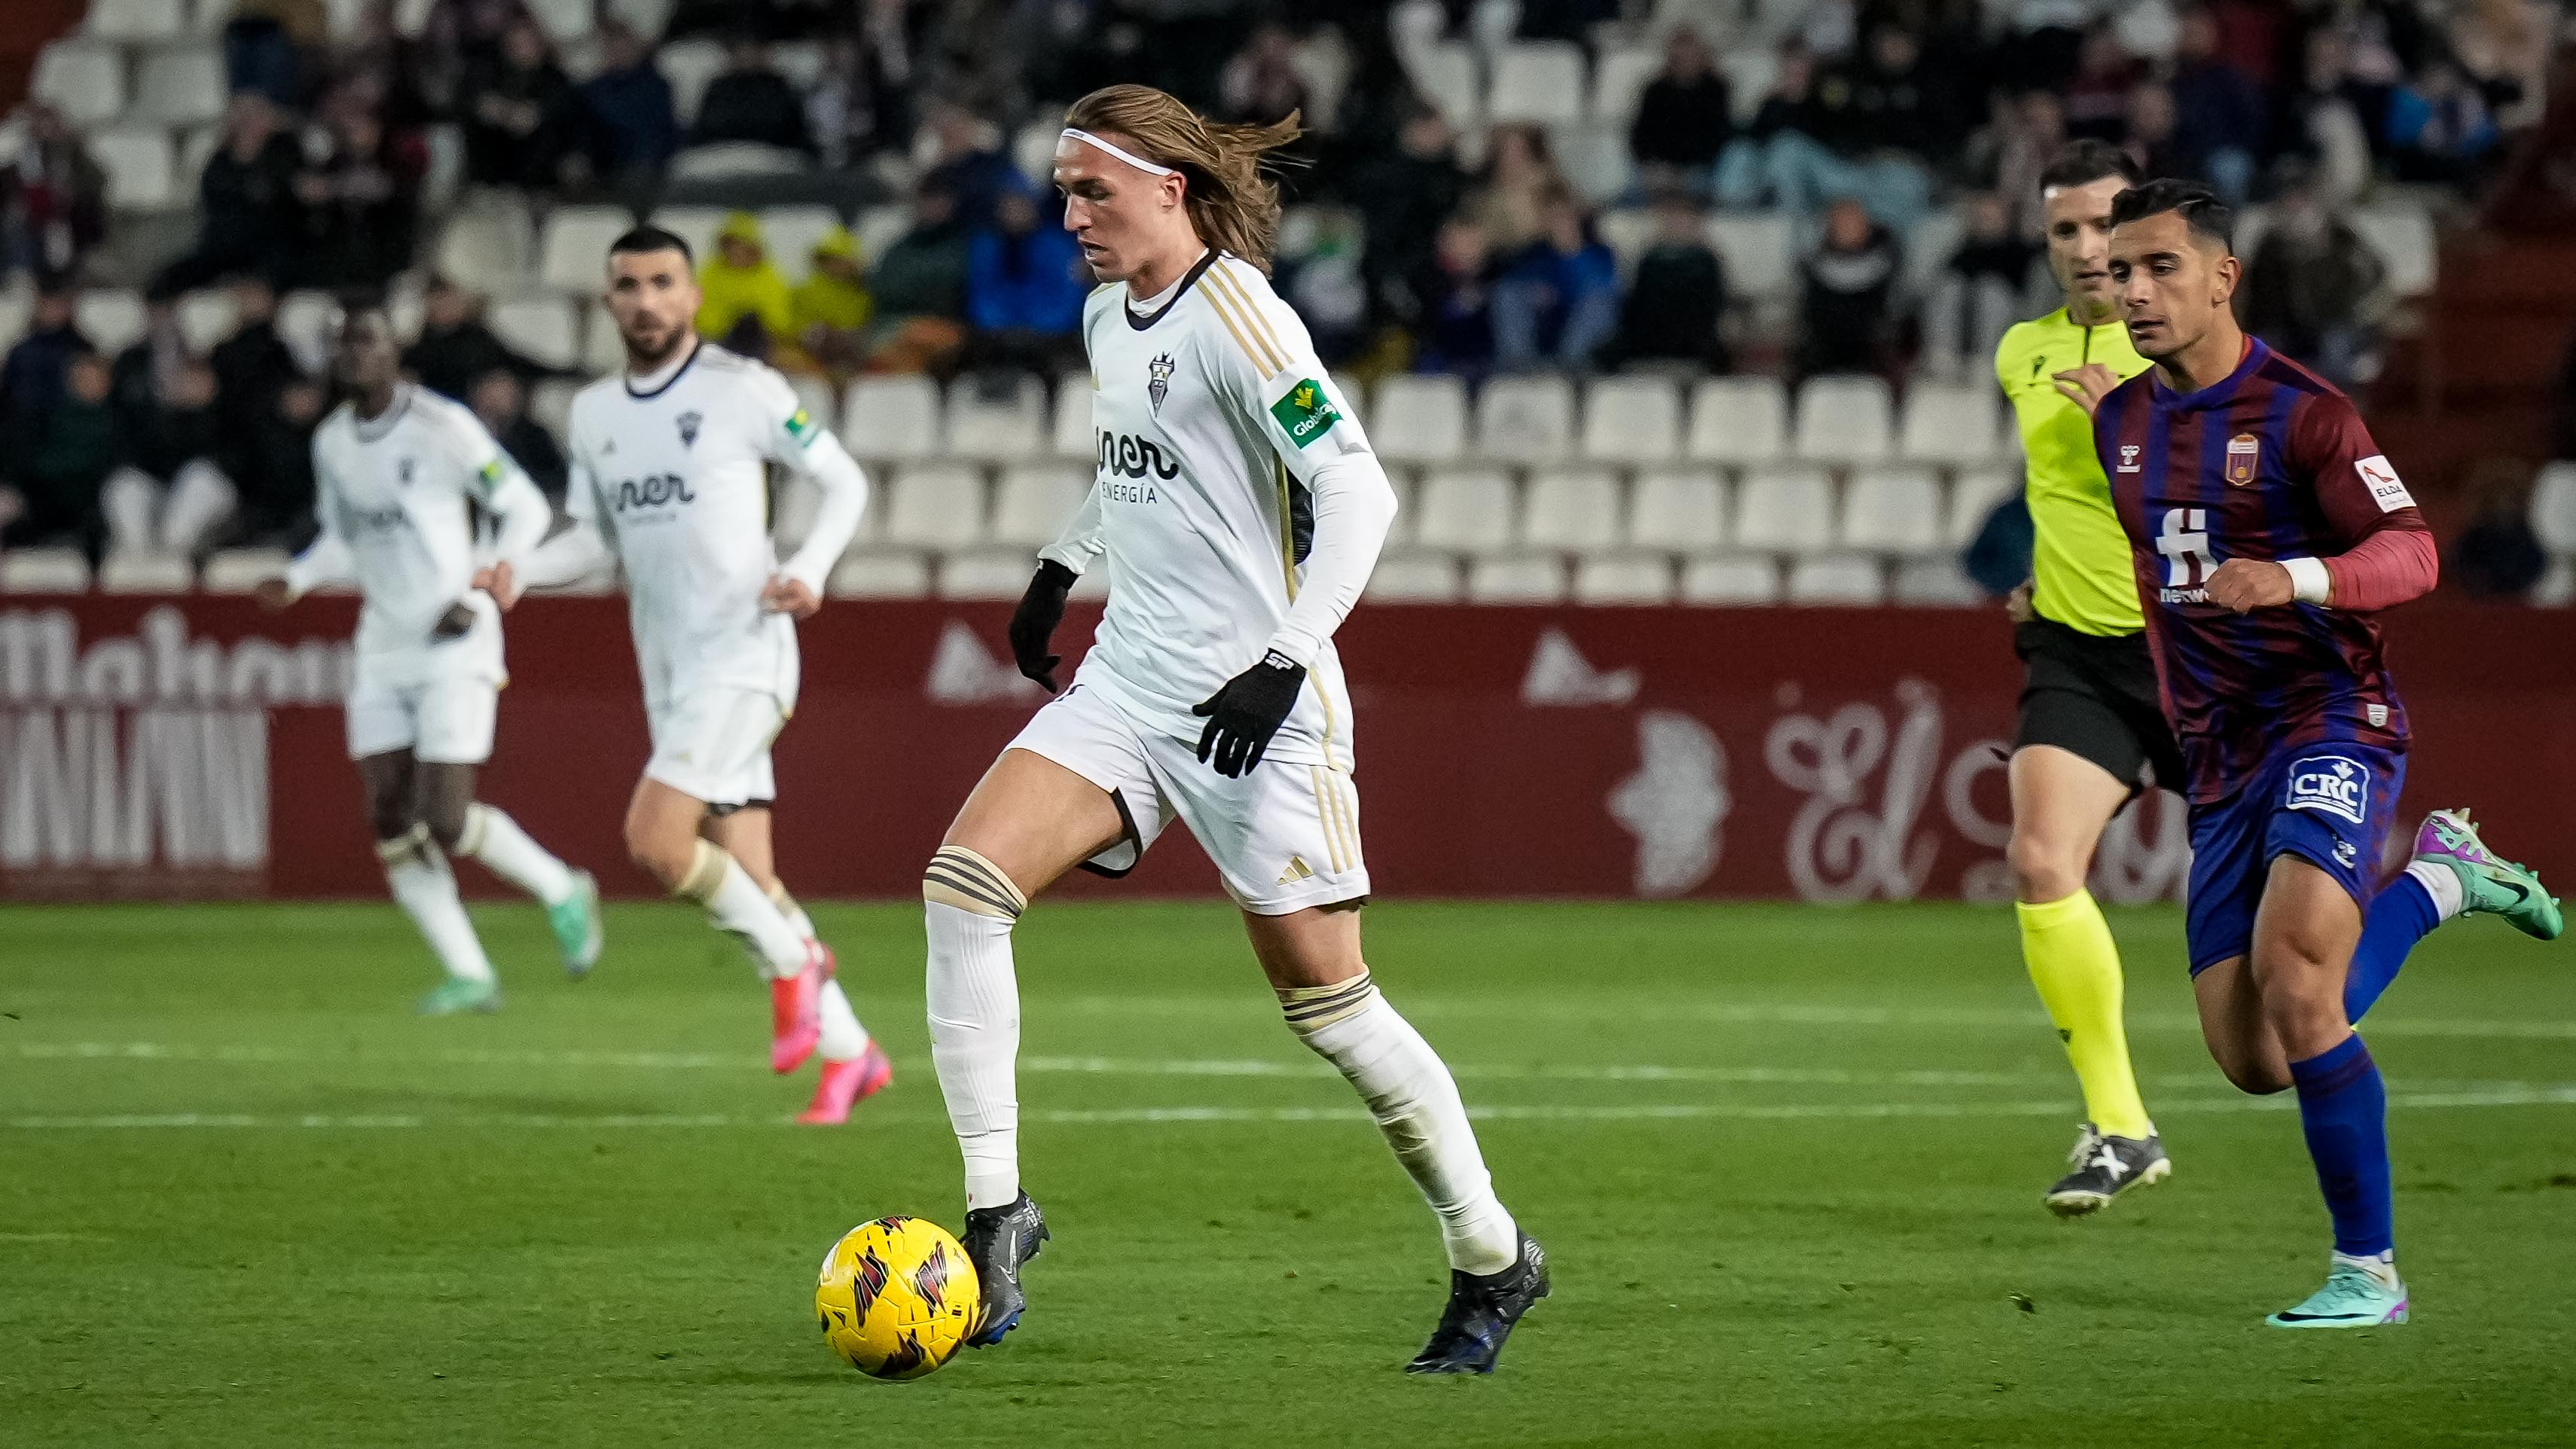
2184, 743, 2407, 976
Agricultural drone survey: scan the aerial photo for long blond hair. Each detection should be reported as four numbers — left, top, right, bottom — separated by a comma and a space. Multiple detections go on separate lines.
1063, 84, 1302, 273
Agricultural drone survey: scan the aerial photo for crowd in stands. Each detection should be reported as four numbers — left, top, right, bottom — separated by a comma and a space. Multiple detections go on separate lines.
0, 0, 2562, 581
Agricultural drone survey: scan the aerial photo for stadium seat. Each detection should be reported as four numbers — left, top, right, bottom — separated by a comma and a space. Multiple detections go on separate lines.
200, 548, 291, 594
1787, 554, 1888, 605
1903, 206, 1966, 297
1487, 41, 1587, 127
1891, 556, 1983, 606
1626, 468, 1728, 552
1474, 374, 1575, 462
1365, 551, 1463, 602
538, 205, 637, 294
1719, 44, 1779, 115
939, 549, 1042, 601
1839, 465, 1946, 554
854, 204, 911, 267
579, 310, 626, 374
87, 0, 188, 42
1945, 465, 2021, 547
1596, 206, 1656, 279
1049, 375, 1094, 457
648, 206, 728, 270
1572, 554, 1677, 603
758, 206, 845, 284
945, 373, 1048, 462
1403, 41, 1481, 127
842, 376, 944, 462
1678, 554, 1781, 605
880, 464, 988, 550
1895, 380, 2005, 465
435, 194, 536, 286
1579, 375, 1683, 462
787, 373, 837, 432
487, 297, 581, 371
2350, 204, 2437, 296
530, 377, 583, 442
523, 0, 594, 42
0, 289, 32, 354
1793, 375, 1895, 463
1732, 465, 1836, 554
2533, 557, 2575, 607
1467, 554, 1570, 603
1413, 468, 1518, 554
1589, 47, 1662, 126
177, 287, 241, 352
1521, 469, 1625, 553
1685, 377, 1788, 463
2532, 462, 2576, 554
0, 548, 90, 593
667, 142, 808, 181
273, 289, 338, 370
658, 38, 728, 124
989, 463, 1090, 549
1327, 371, 1369, 430
1381, 467, 1419, 546
89, 127, 175, 210
827, 552, 932, 599
1705, 212, 1795, 300
1370, 374, 1469, 464
131, 45, 227, 127
76, 290, 148, 355
32, 44, 127, 127
98, 551, 194, 594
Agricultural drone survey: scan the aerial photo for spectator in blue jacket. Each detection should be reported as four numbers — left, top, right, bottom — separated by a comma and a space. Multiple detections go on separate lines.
2386, 56, 2501, 185
965, 189, 1087, 374
1491, 187, 1621, 371
575, 21, 678, 188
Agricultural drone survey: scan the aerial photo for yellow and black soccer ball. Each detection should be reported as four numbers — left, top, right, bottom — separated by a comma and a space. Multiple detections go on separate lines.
815, 1216, 980, 1380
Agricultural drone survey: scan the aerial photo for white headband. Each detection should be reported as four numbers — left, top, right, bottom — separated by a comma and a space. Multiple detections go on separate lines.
1060, 127, 1177, 178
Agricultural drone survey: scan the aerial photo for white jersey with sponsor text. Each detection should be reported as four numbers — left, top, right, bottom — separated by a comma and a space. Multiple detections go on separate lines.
1061, 253, 1375, 770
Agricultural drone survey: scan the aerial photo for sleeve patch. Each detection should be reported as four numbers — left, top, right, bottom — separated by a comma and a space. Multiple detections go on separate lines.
2356, 453, 2413, 512
1269, 378, 1341, 450
783, 407, 819, 448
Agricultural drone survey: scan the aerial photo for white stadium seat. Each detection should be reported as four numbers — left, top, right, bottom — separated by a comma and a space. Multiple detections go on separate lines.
0, 289, 32, 354
770, 39, 827, 90
275, 290, 338, 371
1731, 465, 1836, 554
1413, 468, 1518, 554
523, 0, 595, 44
1589, 47, 1662, 127
1597, 206, 1656, 278
944, 373, 1048, 462
658, 38, 728, 125
1626, 468, 1728, 552
1838, 465, 1946, 554
2533, 557, 2575, 607
87, 0, 188, 42
1486, 41, 1586, 127
1474, 373, 1574, 462
989, 464, 1091, 549
98, 551, 194, 594
1946, 465, 2021, 547
579, 309, 627, 373
787, 373, 838, 432
842, 376, 944, 462
89, 127, 176, 210
1896, 380, 2006, 465
828, 552, 931, 599
76, 290, 148, 355
668, 142, 808, 181
1552, 127, 1635, 209
1787, 554, 1888, 606
1403, 41, 1481, 127
1370, 374, 1469, 464
1520, 469, 1624, 552
200, 548, 291, 594
1678, 554, 1781, 605
1467, 554, 1570, 603
1579, 375, 1683, 462
1050, 375, 1095, 457
33, 45, 127, 127
1365, 551, 1463, 602
486, 297, 581, 371
1686, 377, 1788, 463
880, 465, 988, 550
131, 45, 228, 126
2533, 462, 2576, 554
1891, 556, 1983, 606
1705, 212, 1795, 299
0, 548, 91, 593
2350, 205, 2437, 296
758, 206, 845, 285
648, 206, 728, 270
1573, 554, 1676, 604
854, 204, 911, 268
530, 377, 584, 442
178, 287, 242, 352
538, 205, 635, 294
1793, 375, 1894, 463
939, 549, 1042, 600
1329, 371, 1370, 430
1720, 46, 1778, 119
435, 194, 536, 285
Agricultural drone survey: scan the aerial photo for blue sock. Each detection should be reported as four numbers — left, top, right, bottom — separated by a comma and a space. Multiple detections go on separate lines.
2288, 1033, 2394, 1258
2345, 874, 2442, 1023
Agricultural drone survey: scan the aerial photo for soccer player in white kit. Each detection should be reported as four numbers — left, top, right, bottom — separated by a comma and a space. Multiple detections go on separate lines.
258, 307, 603, 1014
505, 227, 890, 1124
926, 86, 1546, 1374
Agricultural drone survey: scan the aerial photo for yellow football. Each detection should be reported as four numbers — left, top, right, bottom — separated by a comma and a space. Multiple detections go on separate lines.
815, 1216, 980, 1380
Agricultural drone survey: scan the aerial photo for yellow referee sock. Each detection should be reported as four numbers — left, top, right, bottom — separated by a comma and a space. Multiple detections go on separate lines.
2017, 888, 2153, 1140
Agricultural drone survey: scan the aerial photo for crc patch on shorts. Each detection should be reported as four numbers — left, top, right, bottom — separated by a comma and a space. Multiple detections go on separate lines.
2284, 754, 2371, 825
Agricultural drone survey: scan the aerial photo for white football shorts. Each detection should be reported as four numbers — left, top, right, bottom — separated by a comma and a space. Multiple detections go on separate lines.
646, 686, 787, 808
344, 651, 502, 764
1006, 681, 1368, 915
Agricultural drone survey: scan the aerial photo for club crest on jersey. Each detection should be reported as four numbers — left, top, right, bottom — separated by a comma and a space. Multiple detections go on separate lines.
676, 410, 703, 447
2117, 444, 2141, 474
2226, 433, 2260, 486
1147, 352, 1174, 413
2285, 755, 2370, 825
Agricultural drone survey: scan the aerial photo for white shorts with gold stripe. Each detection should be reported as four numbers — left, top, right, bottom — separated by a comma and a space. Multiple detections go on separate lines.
1007, 681, 1368, 916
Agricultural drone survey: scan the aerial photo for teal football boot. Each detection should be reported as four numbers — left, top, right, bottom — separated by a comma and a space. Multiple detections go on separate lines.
548, 868, 604, 978
2412, 809, 2563, 941
417, 978, 502, 1015
2267, 1257, 2408, 1329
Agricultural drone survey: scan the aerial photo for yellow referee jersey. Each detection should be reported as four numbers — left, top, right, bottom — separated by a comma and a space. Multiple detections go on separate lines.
1993, 307, 2153, 636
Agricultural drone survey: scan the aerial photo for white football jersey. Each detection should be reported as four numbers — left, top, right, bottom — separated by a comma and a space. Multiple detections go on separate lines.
292, 383, 536, 682
1050, 253, 1375, 770
561, 343, 832, 703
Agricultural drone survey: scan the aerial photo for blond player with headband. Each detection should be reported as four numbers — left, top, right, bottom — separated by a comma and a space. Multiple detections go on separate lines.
920, 85, 1546, 1374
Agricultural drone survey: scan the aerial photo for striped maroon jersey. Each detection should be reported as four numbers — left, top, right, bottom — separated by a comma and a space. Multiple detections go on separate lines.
2093, 337, 2435, 804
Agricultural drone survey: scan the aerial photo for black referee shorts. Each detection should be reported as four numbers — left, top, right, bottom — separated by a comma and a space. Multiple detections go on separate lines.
2012, 618, 2185, 799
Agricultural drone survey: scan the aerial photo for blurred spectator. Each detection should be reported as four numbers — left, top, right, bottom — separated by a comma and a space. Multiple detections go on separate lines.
1719, 37, 1933, 232
692, 35, 814, 155
0, 282, 89, 435
104, 304, 234, 556
224, 0, 328, 106
1719, 41, 1822, 210
405, 276, 555, 401
793, 226, 874, 377
2059, 25, 2140, 142
866, 177, 972, 374
1347, 107, 1467, 337
2387, 56, 2501, 186
2449, 0, 2550, 130
964, 190, 1086, 374
1283, 208, 1369, 365
575, 21, 681, 189
2239, 172, 2388, 390
918, 101, 1020, 230
1468, 125, 1566, 255
154, 93, 304, 294
209, 278, 308, 498
0, 349, 120, 554
2281, 27, 2377, 206
1990, 90, 2070, 239
807, 33, 911, 170
418, 0, 525, 112
1219, 24, 1311, 124
292, 99, 426, 289
1409, 216, 1497, 379
2167, 6, 2263, 204
469, 368, 566, 504
1795, 197, 1901, 380
334, 1, 435, 133
2121, 81, 2187, 180
1815, 24, 1966, 170
0, 105, 105, 282
1610, 193, 1729, 371
231, 376, 328, 547
1492, 187, 1620, 372
1924, 192, 2037, 381
2447, 461, 2548, 598
697, 212, 798, 362
459, 18, 575, 190
1630, 26, 1733, 194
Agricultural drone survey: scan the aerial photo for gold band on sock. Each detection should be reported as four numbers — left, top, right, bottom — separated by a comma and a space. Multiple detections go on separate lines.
1278, 969, 1378, 1036
924, 844, 1027, 920
375, 822, 432, 868
765, 880, 795, 911
453, 803, 492, 858
674, 839, 731, 904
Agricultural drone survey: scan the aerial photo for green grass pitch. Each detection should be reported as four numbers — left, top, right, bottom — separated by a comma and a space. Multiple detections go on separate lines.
4, 898, 2572, 1447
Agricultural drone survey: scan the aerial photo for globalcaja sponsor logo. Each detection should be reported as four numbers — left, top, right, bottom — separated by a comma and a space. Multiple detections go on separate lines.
1269, 379, 1341, 449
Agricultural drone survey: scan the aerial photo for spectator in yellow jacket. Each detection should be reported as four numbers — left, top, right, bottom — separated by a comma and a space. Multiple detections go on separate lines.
792, 225, 872, 377
694, 211, 795, 361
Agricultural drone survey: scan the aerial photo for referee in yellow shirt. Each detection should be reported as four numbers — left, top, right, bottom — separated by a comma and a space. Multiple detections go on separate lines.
1994, 142, 2177, 1216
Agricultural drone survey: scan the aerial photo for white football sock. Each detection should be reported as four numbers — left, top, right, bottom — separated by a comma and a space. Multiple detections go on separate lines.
767, 881, 819, 943
380, 826, 495, 985
454, 803, 575, 906
818, 978, 871, 1061
924, 845, 1028, 1211
675, 841, 806, 981
2405, 859, 2466, 921
1284, 971, 1519, 1275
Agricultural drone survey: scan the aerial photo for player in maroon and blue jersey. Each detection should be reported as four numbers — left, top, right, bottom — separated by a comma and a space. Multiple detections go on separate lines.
2093, 179, 2563, 1329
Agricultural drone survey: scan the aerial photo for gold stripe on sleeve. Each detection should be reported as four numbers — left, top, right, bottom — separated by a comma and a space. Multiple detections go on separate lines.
1207, 264, 1288, 374
1201, 285, 1277, 379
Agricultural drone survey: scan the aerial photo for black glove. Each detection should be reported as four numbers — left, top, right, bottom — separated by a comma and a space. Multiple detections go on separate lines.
432, 599, 477, 639
1192, 650, 1306, 777
1009, 560, 1077, 691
